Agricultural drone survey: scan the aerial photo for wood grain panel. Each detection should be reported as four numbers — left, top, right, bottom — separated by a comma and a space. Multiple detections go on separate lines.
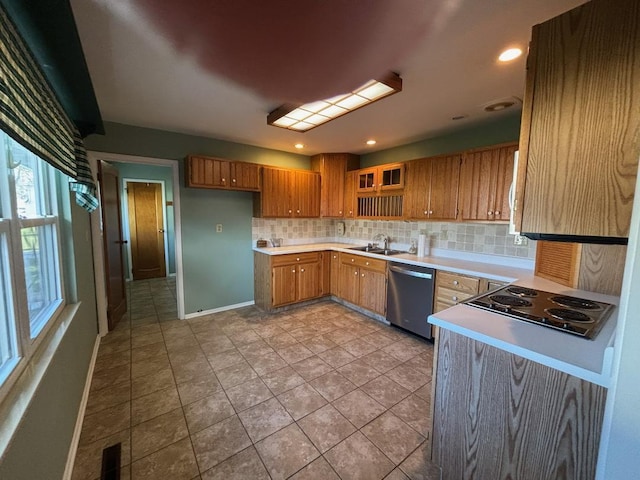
403, 158, 431, 219
433, 329, 606, 480
578, 244, 627, 296
297, 261, 321, 301
343, 171, 357, 218
520, 0, 640, 237
359, 269, 387, 315
311, 153, 359, 217
436, 271, 479, 295
534, 241, 581, 287
338, 263, 360, 304
428, 155, 460, 220
259, 167, 292, 217
253, 252, 272, 310
329, 252, 340, 296
272, 264, 298, 306
271, 252, 320, 267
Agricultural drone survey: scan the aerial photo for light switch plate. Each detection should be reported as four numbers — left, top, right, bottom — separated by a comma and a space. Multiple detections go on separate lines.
216, 224, 223, 233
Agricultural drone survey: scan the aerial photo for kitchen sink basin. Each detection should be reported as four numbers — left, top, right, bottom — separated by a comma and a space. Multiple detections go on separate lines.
348, 246, 404, 256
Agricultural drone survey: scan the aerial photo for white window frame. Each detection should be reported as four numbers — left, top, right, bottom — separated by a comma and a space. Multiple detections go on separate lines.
0, 131, 67, 401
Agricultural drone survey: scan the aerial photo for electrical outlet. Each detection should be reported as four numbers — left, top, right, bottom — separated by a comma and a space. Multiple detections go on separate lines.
216, 224, 223, 233
514, 234, 528, 246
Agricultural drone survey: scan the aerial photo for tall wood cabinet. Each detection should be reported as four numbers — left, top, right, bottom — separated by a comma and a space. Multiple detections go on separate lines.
185, 156, 261, 191
254, 167, 321, 218
311, 153, 359, 217
515, 0, 640, 238
459, 143, 517, 221
343, 170, 358, 218
404, 154, 461, 220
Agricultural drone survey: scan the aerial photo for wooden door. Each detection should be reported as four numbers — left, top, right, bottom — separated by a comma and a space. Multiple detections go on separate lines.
403, 158, 431, 219
338, 263, 359, 304
231, 162, 261, 191
460, 150, 492, 221
272, 264, 297, 306
428, 155, 460, 220
359, 269, 386, 315
378, 163, 405, 191
356, 167, 377, 193
297, 261, 320, 301
493, 144, 517, 221
261, 167, 292, 217
343, 171, 357, 218
127, 182, 166, 280
98, 161, 127, 330
293, 171, 321, 217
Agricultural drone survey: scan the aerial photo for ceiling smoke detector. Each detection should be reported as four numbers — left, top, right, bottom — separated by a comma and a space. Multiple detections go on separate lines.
482, 96, 522, 113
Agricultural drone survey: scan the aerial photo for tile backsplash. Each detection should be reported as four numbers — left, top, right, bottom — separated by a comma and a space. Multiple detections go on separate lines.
252, 218, 536, 260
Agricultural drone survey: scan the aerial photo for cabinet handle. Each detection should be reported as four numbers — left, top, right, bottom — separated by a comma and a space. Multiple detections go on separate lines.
361, 273, 365, 277
429, 210, 433, 215
351, 258, 355, 262
495, 210, 500, 215
349, 210, 353, 214
424, 210, 428, 215
488, 211, 494, 215
296, 209, 301, 214
333, 255, 337, 259
296, 257, 300, 261
339, 210, 342, 214
232, 178, 237, 183
292, 269, 296, 273
453, 280, 459, 286
452, 296, 458, 302
366, 261, 370, 265
288, 209, 292, 213
354, 271, 358, 275
222, 178, 226, 183
300, 268, 305, 273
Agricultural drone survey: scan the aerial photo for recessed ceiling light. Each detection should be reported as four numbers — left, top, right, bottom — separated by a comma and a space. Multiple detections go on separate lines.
294, 143, 304, 149
268, 72, 403, 132
484, 101, 515, 112
366, 139, 377, 146
498, 48, 523, 62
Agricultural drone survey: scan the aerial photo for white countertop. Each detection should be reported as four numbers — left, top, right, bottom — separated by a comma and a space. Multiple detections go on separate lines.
254, 241, 619, 386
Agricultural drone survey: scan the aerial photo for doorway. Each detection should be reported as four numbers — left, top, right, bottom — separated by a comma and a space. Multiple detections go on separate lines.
124, 180, 167, 280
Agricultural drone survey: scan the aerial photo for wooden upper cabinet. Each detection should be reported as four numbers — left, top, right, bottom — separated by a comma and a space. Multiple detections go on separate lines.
460, 143, 517, 221
311, 153, 359, 217
404, 154, 460, 220
255, 167, 320, 218
356, 163, 404, 193
185, 155, 260, 191
515, 0, 640, 237
343, 170, 358, 218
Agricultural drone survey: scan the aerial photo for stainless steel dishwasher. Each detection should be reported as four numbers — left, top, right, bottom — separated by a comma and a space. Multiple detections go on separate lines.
386, 262, 435, 339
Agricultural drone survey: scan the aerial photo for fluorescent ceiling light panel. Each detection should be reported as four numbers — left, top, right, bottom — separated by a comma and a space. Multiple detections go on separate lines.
267, 72, 402, 132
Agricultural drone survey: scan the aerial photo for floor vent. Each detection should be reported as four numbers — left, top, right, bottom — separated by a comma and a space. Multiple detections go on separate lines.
101, 443, 121, 480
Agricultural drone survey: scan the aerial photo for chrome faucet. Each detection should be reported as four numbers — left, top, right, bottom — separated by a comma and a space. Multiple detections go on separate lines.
372, 233, 391, 250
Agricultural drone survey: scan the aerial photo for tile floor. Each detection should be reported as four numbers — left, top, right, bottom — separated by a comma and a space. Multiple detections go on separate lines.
72, 277, 441, 480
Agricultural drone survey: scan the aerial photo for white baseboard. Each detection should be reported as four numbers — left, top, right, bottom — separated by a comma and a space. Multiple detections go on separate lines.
184, 300, 255, 319
63, 335, 100, 480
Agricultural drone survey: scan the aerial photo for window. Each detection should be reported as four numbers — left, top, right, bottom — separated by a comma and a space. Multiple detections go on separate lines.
0, 130, 66, 388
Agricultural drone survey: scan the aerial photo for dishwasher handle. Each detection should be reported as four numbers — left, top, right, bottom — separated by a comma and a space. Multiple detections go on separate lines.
389, 265, 433, 279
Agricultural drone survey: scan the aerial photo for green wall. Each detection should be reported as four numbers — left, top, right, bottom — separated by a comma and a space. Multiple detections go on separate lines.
85, 122, 309, 314
360, 112, 521, 167
0, 200, 98, 480
113, 162, 177, 276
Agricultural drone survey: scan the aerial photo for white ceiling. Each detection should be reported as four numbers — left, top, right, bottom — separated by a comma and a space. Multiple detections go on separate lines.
70, 0, 586, 156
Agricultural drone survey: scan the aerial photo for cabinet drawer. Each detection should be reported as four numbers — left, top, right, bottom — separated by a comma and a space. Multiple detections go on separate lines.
436, 286, 476, 306
339, 253, 387, 273
271, 252, 320, 267
437, 271, 479, 295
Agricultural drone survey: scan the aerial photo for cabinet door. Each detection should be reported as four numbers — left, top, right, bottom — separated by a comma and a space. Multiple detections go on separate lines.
460, 150, 494, 221
343, 171, 357, 218
272, 265, 298, 306
359, 269, 386, 315
261, 168, 292, 217
356, 168, 377, 192
293, 171, 321, 217
403, 158, 431, 219
297, 261, 321, 301
329, 252, 341, 296
492, 144, 516, 221
311, 154, 348, 217
186, 156, 228, 188
517, 0, 640, 237
427, 155, 460, 220
231, 162, 261, 191
339, 264, 360, 304
379, 163, 405, 191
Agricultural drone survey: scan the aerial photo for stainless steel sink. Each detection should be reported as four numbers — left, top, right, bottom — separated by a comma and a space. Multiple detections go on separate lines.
347, 246, 404, 256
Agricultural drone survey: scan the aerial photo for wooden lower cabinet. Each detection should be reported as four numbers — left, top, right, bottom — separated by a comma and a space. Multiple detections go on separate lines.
254, 252, 325, 310
337, 253, 387, 315
434, 271, 480, 313
433, 329, 606, 480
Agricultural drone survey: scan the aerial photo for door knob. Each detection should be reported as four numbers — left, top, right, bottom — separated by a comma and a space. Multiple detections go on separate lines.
158, 229, 165, 233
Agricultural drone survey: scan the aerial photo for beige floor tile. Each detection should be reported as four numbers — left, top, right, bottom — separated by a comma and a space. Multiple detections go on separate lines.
332, 389, 386, 429
338, 359, 382, 387
382, 342, 421, 363
405, 353, 434, 377
323, 328, 358, 345
298, 404, 356, 453
309, 371, 356, 402
131, 368, 176, 399
237, 339, 274, 361
225, 377, 273, 412
399, 442, 442, 480
385, 468, 411, 480
247, 351, 287, 376
291, 355, 333, 381
164, 333, 200, 353
302, 336, 338, 354
72, 429, 131, 480
361, 412, 425, 465
391, 394, 431, 437
85, 381, 131, 416
98, 338, 131, 357
206, 349, 245, 372
171, 357, 214, 384
216, 360, 258, 389
200, 446, 270, 480
94, 349, 131, 374
289, 326, 319, 342
131, 353, 171, 379
176, 373, 222, 405
261, 366, 306, 395
361, 376, 411, 409
289, 456, 340, 480
341, 339, 379, 358
277, 383, 327, 421
413, 382, 432, 402
131, 332, 164, 349
192, 415, 252, 472
90, 364, 131, 392
253, 323, 286, 339
183, 390, 235, 434
238, 397, 293, 442
318, 347, 357, 368
198, 335, 235, 354
132, 385, 181, 425
385, 365, 428, 392
131, 323, 162, 338
324, 431, 394, 480
362, 332, 397, 349
360, 349, 403, 373
255, 423, 320, 480
131, 438, 198, 480
265, 332, 298, 349
131, 408, 188, 460
80, 401, 130, 445
277, 343, 314, 364
229, 329, 261, 346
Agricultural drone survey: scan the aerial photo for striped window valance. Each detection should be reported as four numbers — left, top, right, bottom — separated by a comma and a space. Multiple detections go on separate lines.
0, 5, 98, 212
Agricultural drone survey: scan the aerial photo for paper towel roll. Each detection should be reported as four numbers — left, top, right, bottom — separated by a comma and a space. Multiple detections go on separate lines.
417, 233, 426, 257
